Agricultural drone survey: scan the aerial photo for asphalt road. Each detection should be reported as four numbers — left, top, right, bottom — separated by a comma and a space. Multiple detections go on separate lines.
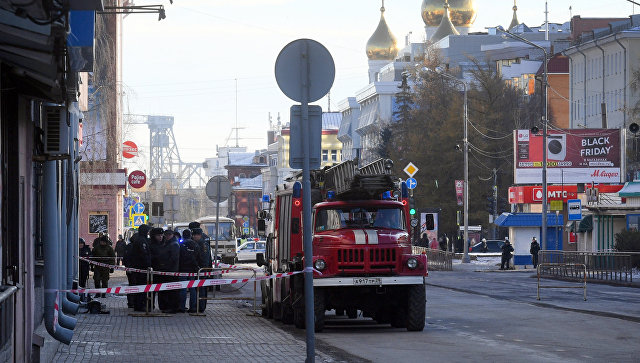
308, 270, 640, 363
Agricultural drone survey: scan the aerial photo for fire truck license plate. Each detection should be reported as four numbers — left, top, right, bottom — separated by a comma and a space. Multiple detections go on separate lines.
352, 277, 382, 286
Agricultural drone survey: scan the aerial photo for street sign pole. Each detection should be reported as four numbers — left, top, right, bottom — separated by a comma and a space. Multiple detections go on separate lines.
215, 179, 220, 269
300, 40, 315, 363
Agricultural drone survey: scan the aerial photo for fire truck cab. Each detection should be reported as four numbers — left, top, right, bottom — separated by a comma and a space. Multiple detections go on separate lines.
257, 159, 427, 332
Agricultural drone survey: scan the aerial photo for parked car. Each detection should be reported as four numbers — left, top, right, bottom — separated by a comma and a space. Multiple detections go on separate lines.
469, 239, 504, 253
236, 241, 266, 261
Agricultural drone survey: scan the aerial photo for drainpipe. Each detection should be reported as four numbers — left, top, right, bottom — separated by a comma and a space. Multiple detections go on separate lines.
594, 39, 607, 128
614, 34, 627, 126
43, 160, 74, 344
66, 111, 81, 304
56, 160, 79, 324
64, 159, 81, 305
577, 47, 588, 126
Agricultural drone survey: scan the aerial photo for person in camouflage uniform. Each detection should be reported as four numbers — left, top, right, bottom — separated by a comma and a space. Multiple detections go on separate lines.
92, 236, 116, 298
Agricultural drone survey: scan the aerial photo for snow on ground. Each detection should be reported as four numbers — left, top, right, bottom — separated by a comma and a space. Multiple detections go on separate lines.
632, 268, 640, 280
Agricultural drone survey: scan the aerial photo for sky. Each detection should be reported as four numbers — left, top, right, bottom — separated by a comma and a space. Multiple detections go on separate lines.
121, 0, 638, 170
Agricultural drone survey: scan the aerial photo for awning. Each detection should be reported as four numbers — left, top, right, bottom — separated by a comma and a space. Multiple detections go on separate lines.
618, 181, 640, 197
494, 212, 563, 227
577, 215, 593, 232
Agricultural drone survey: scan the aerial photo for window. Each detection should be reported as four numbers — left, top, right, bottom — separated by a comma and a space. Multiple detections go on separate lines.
331, 150, 337, 161
322, 149, 328, 161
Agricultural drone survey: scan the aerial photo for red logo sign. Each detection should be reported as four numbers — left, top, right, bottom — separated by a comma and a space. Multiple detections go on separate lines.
128, 170, 146, 189
123, 141, 138, 159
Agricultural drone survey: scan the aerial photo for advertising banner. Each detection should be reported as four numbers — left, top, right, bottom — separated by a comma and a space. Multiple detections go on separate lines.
420, 212, 438, 246
455, 180, 464, 206
514, 129, 622, 184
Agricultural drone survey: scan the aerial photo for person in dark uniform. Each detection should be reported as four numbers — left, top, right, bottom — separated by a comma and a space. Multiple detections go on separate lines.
191, 227, 211, 312
148, 227, 165, 310
500, 238, 514, 270
78, 238, 92, 301
530, 237, 541, 269
179, 229, 202, 313
115, 234, 126, 266
129, 224, 152, 311
157, 229, 180, 313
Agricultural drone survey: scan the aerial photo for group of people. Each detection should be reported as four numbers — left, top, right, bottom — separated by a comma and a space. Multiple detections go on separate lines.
499, 236, 541, 270
78, 222, 214, 314
124, 222, 213, 313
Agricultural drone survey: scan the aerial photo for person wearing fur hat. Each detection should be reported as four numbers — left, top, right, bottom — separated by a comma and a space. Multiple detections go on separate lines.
191, 227, 211, 312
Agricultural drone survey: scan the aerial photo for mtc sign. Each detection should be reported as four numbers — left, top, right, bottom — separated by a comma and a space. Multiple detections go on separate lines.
508, 184, 623, 204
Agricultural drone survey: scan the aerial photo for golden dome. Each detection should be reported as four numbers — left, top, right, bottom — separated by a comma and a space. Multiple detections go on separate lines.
366, 5, 398, 61
422, 0, 477, 27
431, 0, 459, 43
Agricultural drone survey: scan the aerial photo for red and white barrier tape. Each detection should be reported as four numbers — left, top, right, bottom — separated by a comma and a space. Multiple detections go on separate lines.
53, 292, 59, 332
57, 270, 310, 295
79, 256, 257, 277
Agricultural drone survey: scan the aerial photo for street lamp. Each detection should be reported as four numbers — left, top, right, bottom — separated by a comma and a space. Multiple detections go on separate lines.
423, 66, 471, 263
496, 26, 549, 250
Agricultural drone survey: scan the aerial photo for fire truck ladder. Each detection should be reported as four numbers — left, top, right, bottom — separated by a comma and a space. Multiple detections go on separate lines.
324, 158, 396, 200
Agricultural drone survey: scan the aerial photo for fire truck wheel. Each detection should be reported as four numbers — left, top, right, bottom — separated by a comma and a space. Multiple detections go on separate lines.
346, 308, 358, 319
293, 306, 305, 329
406, 285, 426, 332
314, 290, 325, 332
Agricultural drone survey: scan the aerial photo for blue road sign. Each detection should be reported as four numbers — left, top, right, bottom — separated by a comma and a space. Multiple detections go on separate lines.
406, 178, 418, 190
132, 214, 146, 227
133, 202, 145, 214
243, 220, 249, 228
567, 199, 582, 221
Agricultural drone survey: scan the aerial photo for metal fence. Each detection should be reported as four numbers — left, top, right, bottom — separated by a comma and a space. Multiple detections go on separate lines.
539, 250, 637, 284
413, 246, 453, 271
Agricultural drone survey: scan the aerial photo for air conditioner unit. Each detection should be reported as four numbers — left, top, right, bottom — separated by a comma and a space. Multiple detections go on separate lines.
43, 105, 70, 156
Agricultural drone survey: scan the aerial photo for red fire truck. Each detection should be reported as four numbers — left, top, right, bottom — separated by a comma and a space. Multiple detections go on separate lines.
256, 159, 427, 332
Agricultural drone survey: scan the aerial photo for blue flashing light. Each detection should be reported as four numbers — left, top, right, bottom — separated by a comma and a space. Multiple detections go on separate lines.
262, 194, 270, 202
382, 191, 391, 200
401, 181, 409, 198
293, 181, 302, 198
327, 190, 336, 200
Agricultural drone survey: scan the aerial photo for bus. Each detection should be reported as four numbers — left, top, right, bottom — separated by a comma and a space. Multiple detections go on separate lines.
196, 216, 238, 264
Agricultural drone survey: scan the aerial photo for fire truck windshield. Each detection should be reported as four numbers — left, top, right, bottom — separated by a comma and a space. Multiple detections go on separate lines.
314, 207, 405, 232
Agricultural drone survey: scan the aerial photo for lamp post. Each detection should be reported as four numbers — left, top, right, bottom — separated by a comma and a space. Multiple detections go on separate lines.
497, 26, 549, 250
424, 66, 471, 263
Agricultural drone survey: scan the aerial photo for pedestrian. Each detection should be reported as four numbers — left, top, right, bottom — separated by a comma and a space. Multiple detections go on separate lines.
500, 237, 514, 270
191, 227, 211, 312
115, 234, 126, 266
155, 229, 181, 313
128, 224, 151, 311
78, 238, 91, 301
439, 235, 446, 251
481, 238, 488, 253
92, 232, 104, 249
148, 227, 165, 311
530, 237, 541, 269
179, 229, 202, 313
91, 236, 115, 297
429, 237, 439, 250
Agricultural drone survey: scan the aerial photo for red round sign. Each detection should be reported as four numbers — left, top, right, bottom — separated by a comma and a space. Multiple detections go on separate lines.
128, 170, 146, 189
123, 141, 138, 159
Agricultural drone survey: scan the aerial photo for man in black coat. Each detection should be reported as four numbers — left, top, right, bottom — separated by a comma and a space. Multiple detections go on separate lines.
155, 229, 181, 313
129, 224, 151, 311
530, 237, 541, 269
78, 238, 92, 301
179, 229, 202, 312
115, 234, 126, 266
501, 238, 514, 270
191, 227, 211, 312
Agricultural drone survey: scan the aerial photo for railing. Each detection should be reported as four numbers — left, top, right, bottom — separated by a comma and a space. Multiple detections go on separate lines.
1, 285, 18, 361
537, 263, 587, 301
539, 251, 636, 284
413, 247, 453, 271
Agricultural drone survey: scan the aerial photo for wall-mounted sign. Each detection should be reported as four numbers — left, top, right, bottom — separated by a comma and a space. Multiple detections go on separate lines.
88, 213, 108, 234
128, 170, 147, 189
123, 140, 138, 159
508, 184, 623, 204
567, 199, 582, 221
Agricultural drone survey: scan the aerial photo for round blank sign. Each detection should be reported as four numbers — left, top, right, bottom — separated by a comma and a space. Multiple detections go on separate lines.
275, 38, 335, 103
206, 176, 232, 203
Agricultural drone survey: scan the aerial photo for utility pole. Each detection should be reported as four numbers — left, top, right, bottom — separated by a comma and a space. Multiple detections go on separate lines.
492, 168, 498, 239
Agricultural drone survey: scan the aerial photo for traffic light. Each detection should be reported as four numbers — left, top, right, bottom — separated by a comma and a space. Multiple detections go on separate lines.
498, 197, 509, 213
486, 195, 495, 214
409, 196, 416, 216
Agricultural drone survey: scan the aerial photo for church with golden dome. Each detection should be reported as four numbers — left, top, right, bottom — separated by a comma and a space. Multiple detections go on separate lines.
337, 0, 572, 165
